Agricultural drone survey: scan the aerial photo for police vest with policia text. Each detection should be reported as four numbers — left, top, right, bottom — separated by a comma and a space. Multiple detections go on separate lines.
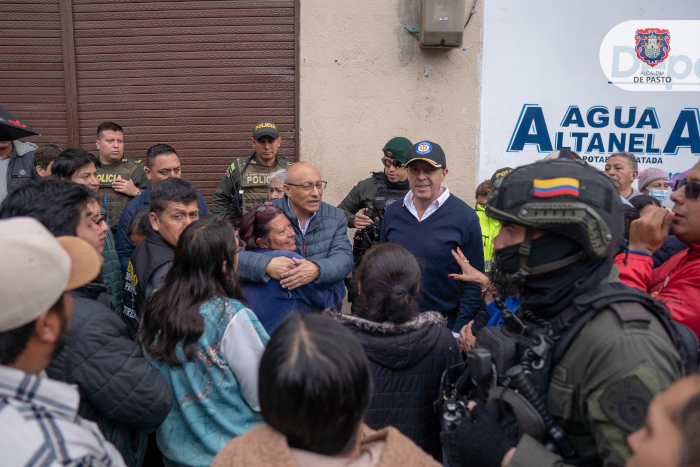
231, 156, 290, 215
97, 158, 145, 230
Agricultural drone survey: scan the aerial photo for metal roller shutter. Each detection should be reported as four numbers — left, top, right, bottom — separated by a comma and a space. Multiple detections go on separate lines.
71, 0, 297, 203
0, 0, 70, 148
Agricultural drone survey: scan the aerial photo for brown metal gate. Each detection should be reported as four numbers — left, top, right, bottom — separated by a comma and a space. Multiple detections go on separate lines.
1, 0, 298, 203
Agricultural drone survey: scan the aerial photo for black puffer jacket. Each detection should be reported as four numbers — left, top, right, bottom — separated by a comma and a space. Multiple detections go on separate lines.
46, 281, 173, 467
330, 310, 460, 462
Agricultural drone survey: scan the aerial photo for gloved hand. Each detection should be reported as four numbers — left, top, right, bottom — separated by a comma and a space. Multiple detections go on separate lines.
442, 403, 515, 467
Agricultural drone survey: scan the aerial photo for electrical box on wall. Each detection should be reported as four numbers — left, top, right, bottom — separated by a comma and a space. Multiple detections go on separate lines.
419, 0, 465, 48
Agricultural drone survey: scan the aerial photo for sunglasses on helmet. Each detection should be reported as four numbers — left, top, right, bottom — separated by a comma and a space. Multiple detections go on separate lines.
675, 179, 700, 199
381, 158, 405, 169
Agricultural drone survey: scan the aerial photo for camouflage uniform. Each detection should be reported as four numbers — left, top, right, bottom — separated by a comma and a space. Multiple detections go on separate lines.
96, 157, 149, 231
211, 153, 290, 223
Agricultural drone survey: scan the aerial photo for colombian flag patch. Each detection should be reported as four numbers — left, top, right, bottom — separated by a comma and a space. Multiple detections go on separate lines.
532, 177, 579, 197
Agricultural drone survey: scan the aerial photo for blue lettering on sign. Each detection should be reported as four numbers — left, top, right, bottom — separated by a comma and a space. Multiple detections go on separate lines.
561, 106, 585, 128
614, 107, 636, 128
663, 109, 700, 155
507, 105, 553, 152
586, 106, 609, 128
586, 133, 606, 153
636, 108, 660, 129
507, 105, 700, 158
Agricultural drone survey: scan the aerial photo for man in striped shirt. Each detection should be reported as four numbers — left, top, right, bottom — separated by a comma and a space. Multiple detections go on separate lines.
0, 217, 126, 467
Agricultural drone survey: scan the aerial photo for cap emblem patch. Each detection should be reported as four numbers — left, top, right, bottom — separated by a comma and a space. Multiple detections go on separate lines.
533, 177, 580, 197
416, 142, 432, 155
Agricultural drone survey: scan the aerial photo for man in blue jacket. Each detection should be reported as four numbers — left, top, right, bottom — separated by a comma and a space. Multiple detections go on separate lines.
237, 162, 353, 290
115, 144, 210, 270
381, 141, 484, 333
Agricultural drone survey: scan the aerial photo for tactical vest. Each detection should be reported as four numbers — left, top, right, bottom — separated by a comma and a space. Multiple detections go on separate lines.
97, 158, 144, 230
122, 229, 175, 340
369, 172, 409, 216
234, 155, 290, 215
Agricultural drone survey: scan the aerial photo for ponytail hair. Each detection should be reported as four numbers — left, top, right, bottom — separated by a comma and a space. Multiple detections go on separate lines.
354, 243, 421, 324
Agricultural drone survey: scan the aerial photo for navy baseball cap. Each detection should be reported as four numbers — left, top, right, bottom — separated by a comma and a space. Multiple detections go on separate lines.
405, 141, 446, 169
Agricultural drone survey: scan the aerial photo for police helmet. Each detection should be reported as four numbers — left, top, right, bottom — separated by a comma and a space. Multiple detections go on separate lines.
485, 159, 623, 259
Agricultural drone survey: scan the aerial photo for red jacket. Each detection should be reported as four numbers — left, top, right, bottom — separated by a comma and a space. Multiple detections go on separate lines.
615, 244, 700, 337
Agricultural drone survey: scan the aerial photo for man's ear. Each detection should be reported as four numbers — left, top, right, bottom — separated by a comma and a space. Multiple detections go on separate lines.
251, 138, 256, 149
33, 311, 60, 345
149, 212, 160, 232
95, 139, 100, 151
284, 183, 292, 198
144, 166, 152, 181
277, 137, 282, 148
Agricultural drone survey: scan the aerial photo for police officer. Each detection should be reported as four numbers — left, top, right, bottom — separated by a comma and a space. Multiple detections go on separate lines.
212, 120, 291, 224
95, 121, 149, 231
443, 159, 688, 467
338, 137, 412, 230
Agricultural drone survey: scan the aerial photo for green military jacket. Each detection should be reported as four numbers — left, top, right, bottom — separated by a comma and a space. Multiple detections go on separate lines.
96, 157, 149, 231
211, 153, 290, 222
337, 172, 410, 228
508, 271, 683, 467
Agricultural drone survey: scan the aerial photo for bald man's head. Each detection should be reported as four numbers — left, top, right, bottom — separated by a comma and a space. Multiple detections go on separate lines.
286, 162, 321, 184
284, 162, 324, 218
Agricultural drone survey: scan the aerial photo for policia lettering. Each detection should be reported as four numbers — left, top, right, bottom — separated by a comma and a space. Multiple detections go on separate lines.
96, 158, 149, 231
212, 153, 290, 222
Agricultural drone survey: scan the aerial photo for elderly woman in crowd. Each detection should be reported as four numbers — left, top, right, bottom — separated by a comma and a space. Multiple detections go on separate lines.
140, 216, 269, 467
637, 167, 670, 203
238, 202, 345, 334
267, 168, 286, 201
212, 313, 440, 467
328, 243, 458, 462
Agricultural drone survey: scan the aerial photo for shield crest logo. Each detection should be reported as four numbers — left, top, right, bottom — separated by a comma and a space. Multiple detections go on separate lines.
634, 28, 670, 67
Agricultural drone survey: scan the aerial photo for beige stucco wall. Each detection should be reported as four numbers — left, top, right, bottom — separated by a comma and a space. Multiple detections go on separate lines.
298, 0, 484, 208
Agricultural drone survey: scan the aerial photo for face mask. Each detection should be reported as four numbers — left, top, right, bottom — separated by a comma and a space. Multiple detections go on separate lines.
493, 243, 522, 275
648, 188, 670, 203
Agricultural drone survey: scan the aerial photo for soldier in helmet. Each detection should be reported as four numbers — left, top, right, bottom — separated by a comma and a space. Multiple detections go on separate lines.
94, 122, 149, 232
442, 159, 689, 467
212, 121, 291, 225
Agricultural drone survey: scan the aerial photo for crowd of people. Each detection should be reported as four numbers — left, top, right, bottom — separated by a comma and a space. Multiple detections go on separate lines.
1, 115, 700, 467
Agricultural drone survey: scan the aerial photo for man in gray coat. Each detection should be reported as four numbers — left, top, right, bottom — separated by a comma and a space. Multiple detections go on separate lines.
238, 162, 353, 290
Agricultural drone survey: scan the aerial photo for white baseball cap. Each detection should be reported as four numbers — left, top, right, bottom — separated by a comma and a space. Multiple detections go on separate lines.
0, 217, 102, 332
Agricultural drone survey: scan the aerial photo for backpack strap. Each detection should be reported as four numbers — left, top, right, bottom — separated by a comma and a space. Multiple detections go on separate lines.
550, 282, 698, 372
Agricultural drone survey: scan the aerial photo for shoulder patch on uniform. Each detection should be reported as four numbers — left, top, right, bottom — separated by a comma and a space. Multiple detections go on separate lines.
610, 302, 652, 324
134, 159, 142, 164
599, 375, 653, 433
226, 162, 237, 177
121, 158, 128, 162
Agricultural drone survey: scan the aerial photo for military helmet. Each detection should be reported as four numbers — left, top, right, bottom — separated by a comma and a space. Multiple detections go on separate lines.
486, 159, 623, 258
